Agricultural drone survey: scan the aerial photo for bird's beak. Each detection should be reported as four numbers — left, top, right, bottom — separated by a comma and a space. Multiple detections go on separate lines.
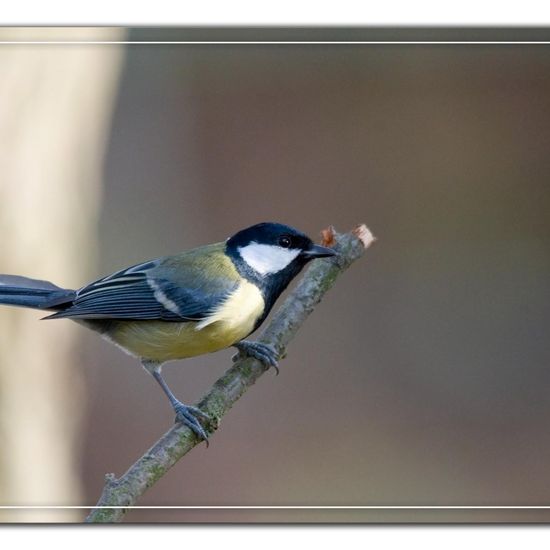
302, 244, 338, 259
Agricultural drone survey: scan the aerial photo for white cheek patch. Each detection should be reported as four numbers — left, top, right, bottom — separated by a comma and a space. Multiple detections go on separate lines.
238, 243, 301, 275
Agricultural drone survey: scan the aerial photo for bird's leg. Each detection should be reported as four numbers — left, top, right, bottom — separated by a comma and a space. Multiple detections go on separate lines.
142, 360, 210, 445
232, 340, 280, 375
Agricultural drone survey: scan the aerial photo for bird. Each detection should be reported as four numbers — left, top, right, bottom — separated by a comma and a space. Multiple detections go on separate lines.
0, 222, 337, 444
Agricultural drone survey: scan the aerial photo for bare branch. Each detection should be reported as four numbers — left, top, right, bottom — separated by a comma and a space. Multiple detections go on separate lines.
85, 224, 375, 523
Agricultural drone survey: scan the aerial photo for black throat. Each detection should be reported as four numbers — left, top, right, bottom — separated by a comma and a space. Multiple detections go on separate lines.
225, 243, 308, 329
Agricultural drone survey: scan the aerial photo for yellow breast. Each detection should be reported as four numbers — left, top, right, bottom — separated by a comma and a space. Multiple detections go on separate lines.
106, 280, 265, 362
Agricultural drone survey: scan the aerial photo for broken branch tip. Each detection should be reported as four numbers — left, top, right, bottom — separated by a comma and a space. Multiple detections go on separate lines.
352, 224, 376, 249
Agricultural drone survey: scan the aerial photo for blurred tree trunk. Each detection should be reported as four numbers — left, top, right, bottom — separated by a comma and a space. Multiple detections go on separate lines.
0, 28, 125, 522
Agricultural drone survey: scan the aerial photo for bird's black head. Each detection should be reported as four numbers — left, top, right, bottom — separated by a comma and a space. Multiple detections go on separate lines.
226, 222, 336, 318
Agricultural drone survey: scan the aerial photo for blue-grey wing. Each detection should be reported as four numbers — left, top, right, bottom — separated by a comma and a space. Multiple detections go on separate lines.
45, 255, 238, 321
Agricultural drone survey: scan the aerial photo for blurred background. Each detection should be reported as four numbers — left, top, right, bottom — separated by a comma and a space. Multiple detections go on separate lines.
1, 28, 550, 522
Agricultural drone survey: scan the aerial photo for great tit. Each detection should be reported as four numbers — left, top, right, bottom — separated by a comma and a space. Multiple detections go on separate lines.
0, 222, 336, 443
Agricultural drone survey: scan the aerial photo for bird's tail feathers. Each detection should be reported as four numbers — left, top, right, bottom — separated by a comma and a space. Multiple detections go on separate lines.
0, 275, 75, 311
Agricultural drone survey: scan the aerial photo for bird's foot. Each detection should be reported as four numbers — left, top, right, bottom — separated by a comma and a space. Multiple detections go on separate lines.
233, 340, 280, 375
173, 401, 211, 446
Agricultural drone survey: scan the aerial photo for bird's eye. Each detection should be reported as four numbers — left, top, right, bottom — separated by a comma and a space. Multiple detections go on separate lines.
278, 235, 292, 248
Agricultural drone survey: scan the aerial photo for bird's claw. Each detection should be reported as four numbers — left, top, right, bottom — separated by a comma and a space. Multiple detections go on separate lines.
173, 402, 211, 446
233, 340, 280, 375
